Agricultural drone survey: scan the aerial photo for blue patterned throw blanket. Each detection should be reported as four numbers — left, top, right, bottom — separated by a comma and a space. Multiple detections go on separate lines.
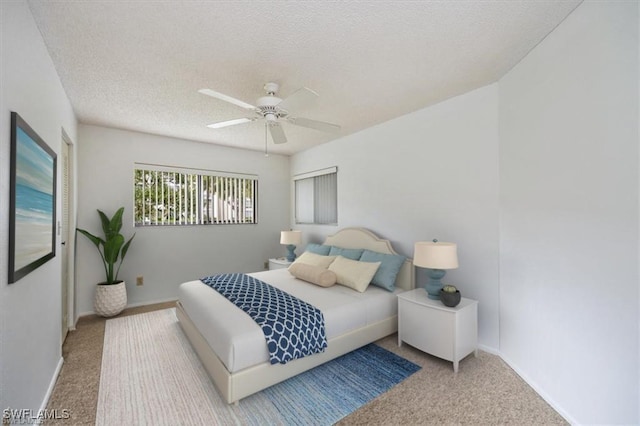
200, 273, 327, 364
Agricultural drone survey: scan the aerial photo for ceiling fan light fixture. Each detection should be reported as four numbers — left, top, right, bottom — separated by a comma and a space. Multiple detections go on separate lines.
256, 95, 281, 108
265, 113, 277, 123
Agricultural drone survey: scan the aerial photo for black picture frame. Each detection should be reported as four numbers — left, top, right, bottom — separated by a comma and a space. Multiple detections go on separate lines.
9, 112, 57, 283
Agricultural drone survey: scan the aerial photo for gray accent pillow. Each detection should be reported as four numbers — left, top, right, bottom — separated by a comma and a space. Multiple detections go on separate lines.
305, 243, 331, 255
328, 246, 364, 260
359, 249, 405, 291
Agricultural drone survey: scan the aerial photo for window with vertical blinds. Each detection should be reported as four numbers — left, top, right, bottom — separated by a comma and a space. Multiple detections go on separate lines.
294, 167, 337, 225
134, 164, 258, 226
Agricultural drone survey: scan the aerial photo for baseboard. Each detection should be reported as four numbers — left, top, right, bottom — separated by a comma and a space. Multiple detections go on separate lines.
478, 344, 499, 355
125, 297, 177, 309
35, 357, 64, 424
77, 297, 177, 319
499, 353, 577, 425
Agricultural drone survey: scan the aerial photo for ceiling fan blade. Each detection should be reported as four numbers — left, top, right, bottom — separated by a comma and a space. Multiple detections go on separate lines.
287, 117, 341, 134
206, 117, 255, 129
269, 122, 288, 144
198, 88, 256, 110
277, 87, 318, 113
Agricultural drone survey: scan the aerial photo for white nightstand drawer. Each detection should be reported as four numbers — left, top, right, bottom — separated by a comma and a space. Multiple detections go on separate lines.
399, 298, 455, 360
268, 258, 292, 270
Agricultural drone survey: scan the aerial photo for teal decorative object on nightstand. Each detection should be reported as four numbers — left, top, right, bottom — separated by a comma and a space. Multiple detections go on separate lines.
280, 230, 302, 262
413, 239, 459, 300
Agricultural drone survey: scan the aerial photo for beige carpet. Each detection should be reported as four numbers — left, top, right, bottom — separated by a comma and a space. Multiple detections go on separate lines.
46, 302, 567, 425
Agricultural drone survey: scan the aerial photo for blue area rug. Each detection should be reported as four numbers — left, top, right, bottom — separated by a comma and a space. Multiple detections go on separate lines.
237, 343, 421, 425
98, 309, 420, 426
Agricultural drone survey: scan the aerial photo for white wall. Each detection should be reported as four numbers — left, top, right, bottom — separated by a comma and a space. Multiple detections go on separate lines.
76, 125, 290, 315
0, 0, 78, 413
292, 2, 639, 423
291, 84, 501, 350
499, 1, 638, 424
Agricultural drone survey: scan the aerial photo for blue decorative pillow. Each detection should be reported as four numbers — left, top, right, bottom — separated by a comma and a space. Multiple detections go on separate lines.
305, 243, 331, 256
359, 250, 405, 291
328, 246, 364, 261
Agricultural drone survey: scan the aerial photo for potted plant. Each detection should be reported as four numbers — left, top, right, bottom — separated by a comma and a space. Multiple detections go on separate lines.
440, 284, 461, 307
77, 207, 135, 317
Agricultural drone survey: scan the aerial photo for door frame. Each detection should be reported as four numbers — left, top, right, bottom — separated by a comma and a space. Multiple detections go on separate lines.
61, 129, 76, 341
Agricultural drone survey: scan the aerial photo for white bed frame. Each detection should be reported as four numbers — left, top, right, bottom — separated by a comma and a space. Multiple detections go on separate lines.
176, 227, 414, 404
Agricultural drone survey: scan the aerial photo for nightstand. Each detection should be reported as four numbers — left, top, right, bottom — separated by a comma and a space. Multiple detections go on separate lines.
397, 288, 478, 372
268, 258, 292, 270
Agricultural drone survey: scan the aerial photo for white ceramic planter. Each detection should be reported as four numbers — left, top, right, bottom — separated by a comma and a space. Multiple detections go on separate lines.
94, 281, 127, 317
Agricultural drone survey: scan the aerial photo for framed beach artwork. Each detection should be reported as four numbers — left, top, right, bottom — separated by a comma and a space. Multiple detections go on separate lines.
9, 112, 57, 283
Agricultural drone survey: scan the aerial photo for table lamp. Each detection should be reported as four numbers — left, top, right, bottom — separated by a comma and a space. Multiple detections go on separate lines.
413, 240, 459, 300
280, 230, 302, 262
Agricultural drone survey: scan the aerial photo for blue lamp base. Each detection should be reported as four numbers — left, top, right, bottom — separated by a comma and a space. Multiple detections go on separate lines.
425, 269, 447, 300
285, 244, 297, 262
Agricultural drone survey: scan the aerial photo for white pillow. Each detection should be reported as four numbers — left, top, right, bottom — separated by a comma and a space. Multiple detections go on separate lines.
328, 256, 381, 293
290, 251, 336, 269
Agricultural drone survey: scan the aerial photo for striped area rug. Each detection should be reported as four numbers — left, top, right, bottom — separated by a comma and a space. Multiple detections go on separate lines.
96, 308, 420, 426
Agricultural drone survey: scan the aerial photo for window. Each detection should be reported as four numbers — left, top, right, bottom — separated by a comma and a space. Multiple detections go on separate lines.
134, 164, 257, 226
294, 167, 337, 224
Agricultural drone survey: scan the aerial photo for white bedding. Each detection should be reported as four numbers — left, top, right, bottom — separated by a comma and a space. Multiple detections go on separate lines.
178, 268, 403, 373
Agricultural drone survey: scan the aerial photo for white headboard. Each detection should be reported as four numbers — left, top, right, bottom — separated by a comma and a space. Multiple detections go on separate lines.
323, 227, 414, 291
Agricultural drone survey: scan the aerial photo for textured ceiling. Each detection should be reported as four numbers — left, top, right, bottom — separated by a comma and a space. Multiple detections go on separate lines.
27, 0, 581, 155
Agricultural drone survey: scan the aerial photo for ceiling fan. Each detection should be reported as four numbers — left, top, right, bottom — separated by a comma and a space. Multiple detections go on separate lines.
198, 82, 341, 144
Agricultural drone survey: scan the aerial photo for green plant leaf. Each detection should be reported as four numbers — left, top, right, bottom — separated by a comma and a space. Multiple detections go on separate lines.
109, 207, 124, 235
120, 234, 135, 262
115, 233, 136, 281
103, 234, 124, 264
98, 210, 112, 239
76, 229, 104, 248
103, 234, 124, 284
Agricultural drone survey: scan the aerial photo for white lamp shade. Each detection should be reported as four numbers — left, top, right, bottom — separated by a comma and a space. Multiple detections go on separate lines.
280, 230, 302, 245
413, 241, 459, 269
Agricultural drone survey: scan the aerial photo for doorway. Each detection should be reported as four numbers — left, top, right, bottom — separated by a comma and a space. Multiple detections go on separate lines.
60, 132, 74, 343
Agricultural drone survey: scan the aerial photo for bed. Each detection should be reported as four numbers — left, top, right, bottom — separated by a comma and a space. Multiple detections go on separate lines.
176, 227, 414, 404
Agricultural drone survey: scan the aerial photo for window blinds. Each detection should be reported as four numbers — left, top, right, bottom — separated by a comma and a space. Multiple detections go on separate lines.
134, 164, 258, 226
294, 167, 337, 225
